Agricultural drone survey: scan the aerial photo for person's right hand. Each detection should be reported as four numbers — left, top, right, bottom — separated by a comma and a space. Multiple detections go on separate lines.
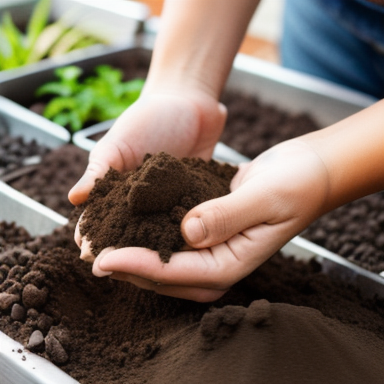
68, 90, 227, 206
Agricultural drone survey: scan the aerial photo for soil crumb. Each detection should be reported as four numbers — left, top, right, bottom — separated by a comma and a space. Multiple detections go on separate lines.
80, 152, 238, 262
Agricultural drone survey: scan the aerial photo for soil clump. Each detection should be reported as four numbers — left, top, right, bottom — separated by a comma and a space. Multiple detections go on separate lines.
79, 152, 238, 262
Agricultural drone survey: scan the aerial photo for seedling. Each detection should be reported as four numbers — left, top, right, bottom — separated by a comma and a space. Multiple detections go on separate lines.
36, 64, 145, 132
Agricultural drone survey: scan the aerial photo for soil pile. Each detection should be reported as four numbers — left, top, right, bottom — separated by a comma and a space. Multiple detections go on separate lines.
1, 220, 384, 384
80, 152, 238, 262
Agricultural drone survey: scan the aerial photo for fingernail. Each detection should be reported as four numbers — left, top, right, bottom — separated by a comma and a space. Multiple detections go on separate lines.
184, 217, 206, 244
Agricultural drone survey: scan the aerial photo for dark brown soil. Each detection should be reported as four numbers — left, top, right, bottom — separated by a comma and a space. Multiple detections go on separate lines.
0, 133, 50, 179
8, 144, 88, 217
1, 218, 384, 384
220, 90, 321, 158
80, 152, 238, 262
301, 192, 384, 273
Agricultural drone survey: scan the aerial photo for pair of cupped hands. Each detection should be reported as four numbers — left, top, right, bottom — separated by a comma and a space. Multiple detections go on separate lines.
69, 91, 329, 302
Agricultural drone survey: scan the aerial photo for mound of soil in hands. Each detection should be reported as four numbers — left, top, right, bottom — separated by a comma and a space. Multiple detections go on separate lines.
80, 152, 238, 262
1, 219, 384, 384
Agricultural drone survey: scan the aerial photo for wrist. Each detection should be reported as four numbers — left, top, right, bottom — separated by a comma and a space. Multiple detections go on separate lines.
298, 99, 384, 213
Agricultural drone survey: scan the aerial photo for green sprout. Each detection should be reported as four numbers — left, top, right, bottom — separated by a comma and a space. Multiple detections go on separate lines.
36, 64, 145, 133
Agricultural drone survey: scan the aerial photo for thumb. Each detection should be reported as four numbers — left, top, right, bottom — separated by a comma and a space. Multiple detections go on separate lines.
68, 138, 131, 206
68, 157, 109, 206
181, 183, 268, 248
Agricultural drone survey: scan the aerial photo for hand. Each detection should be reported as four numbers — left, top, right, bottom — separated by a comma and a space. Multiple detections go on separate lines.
77, 138, 330, 302
68, 90, 227, 206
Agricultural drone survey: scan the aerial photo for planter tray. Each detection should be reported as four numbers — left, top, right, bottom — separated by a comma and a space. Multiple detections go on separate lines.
0, 95, 70, 146
0, 181, 67, 237
0, 44, 152, 116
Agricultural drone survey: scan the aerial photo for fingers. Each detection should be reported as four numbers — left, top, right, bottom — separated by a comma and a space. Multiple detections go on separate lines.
181, 141, 330, 250
109, 273, 227, 302
181, 178, 274, 249
91, 246, 232, 302
86, 218, 295, 301
92, 245, 241, 288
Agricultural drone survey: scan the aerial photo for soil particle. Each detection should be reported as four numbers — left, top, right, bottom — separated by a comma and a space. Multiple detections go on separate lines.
45, 332, 69, 365
10, 303, 26, 321
22, 284, 48, 309
27, 329, 44, 351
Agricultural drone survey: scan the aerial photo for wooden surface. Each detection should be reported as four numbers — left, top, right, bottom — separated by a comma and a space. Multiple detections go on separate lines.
138, 0, 279, 63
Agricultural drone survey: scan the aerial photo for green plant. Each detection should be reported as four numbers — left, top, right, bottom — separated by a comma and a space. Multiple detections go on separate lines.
36, 64, 145, 133
0, 0, 102, 71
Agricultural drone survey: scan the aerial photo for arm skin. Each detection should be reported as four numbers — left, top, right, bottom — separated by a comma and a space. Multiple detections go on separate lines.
144, 0, 259, 99
79, 99, 384, 302
68, 0, 259, 206
300, 99, 384, 212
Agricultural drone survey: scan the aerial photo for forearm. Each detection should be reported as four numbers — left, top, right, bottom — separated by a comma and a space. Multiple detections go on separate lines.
144, 0, 259, 98
299, 99, 384, 213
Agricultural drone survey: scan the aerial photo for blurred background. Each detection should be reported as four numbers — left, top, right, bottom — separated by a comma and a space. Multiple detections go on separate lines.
137, 0, 285, 64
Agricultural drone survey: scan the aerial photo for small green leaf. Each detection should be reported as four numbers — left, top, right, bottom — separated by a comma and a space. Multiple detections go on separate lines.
35, 82, 73, 97
55, 65, 83, 82
43, 96, 78, 119
95, 65, 123, 84
53, 111, 83, 133
121, 78, 145, 93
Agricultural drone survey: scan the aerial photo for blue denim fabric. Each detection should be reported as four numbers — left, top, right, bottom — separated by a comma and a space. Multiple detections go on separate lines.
281, 0, 384, 99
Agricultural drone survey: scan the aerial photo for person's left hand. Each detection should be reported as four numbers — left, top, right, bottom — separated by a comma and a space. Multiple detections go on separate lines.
76, 139, 330, 302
